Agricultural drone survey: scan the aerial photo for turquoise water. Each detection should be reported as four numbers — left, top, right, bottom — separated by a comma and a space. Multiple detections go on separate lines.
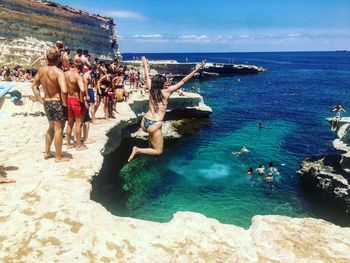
92, 52, 350, 228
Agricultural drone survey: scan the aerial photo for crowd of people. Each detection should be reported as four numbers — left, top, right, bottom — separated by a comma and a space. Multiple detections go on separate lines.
0, 66, 35, 82
26, 40, 204, 164
28, 40, 149, 163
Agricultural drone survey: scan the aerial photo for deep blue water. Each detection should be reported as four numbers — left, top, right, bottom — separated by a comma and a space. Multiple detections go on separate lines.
95, 52, 350, 228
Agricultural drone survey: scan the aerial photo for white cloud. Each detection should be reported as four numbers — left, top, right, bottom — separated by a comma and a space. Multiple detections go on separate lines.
133, 34, 162, 39
288, 33, 302, 38
106, 11, 145, 19
239, 34, 251, 39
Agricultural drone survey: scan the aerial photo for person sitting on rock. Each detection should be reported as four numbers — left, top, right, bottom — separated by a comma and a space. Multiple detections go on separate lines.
128, 57, 206, 162
331, 103, 346, 131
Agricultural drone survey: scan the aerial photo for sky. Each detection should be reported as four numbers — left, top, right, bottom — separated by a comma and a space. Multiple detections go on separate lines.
58, 0, 350, 53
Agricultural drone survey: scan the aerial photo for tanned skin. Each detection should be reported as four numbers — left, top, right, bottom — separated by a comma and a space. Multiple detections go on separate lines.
65, 65, 87, 150
32, 60, 69, 162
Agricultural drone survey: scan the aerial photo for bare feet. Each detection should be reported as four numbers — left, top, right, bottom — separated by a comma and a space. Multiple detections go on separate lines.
44, 152, 54, 160
84, 139, 95, 144
76, 145, 88, 151
128, 146, 138, 162
55, 156, 70, 163
0, 177, 16, 184
67, 144, 75, 149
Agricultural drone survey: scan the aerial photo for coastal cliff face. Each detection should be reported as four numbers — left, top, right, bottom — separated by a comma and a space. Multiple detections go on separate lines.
298, 119, 350, 213
0, 0, 119, 67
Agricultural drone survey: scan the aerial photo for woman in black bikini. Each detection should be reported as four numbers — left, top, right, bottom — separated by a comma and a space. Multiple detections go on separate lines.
128, 57, 205, 162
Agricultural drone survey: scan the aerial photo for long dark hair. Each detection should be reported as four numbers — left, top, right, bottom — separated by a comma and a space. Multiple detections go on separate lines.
150, 74, 166, 103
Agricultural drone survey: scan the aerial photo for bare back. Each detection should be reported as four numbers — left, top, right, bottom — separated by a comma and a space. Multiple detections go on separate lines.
147, 90, 171, 121
65, 70, 84, 98
37, 66, 65, 100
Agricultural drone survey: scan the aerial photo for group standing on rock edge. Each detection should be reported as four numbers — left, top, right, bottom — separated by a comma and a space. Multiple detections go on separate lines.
10, 40, 206, 171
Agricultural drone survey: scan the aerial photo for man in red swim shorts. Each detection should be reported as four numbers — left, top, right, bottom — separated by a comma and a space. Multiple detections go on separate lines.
65, 62, 87, 150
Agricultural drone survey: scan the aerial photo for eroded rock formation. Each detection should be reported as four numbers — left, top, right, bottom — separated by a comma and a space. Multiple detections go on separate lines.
0, 0, 120, 67
298, 118, 350, 213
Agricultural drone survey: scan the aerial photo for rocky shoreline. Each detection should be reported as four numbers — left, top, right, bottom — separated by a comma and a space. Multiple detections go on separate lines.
297, 118, 350, 214
1, 82, 350, 262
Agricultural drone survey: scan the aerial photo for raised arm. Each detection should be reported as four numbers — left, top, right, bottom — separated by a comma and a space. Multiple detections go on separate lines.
31, 71, 43, 104
31, 55, 45, 67
165, 61, 206, 94
58, 71, 68, 107
141, 57, 151, 90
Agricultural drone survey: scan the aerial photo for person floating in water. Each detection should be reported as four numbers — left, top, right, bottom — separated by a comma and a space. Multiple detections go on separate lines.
331, 103, 346, 131
241, 145, 249, 153
266, 172, 274, 182
268, 161, 279, 175
255, 164, 265, 176
247, 167, 253, 176
128, 57, 206, 162
258, 122, 265, 129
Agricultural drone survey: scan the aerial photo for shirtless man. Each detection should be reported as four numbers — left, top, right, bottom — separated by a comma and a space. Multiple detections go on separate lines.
61, 47, 70, 72
83, 67, 96, 124
74, 49, 91, 68
32, 49, 69, 162
65, 62, 87, 150
31, 41, 64, 67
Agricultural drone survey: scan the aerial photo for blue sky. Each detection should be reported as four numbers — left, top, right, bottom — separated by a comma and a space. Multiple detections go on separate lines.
59, 0, 350, 52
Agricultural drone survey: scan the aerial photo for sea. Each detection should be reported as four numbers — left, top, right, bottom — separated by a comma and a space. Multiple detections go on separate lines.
91, 51, 350, 228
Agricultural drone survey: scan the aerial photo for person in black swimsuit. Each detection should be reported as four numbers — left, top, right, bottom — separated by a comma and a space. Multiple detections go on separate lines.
95, 73, 113, 119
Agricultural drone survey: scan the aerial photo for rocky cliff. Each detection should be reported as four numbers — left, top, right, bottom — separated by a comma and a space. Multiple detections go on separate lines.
298, 118, 350, 213
0, 0, 119, 67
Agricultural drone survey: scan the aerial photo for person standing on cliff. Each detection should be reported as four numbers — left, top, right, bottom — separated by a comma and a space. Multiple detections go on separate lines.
31, 49, 70, 162
74, 49, 91, 69
31, 41, 64, 67
128, 57, 205, 162
61, 47, 70, 72
65, 62, 88, 151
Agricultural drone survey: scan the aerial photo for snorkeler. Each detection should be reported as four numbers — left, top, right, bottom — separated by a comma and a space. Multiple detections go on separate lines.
128, 57, 206, 162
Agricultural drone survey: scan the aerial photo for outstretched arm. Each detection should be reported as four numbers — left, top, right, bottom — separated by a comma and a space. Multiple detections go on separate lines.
165, 61, 205, 94
141, 56, 151, 90
31, 72, 43, 104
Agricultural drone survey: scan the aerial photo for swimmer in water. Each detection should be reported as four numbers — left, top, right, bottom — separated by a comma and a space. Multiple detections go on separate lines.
241, 145, 249, 153
232, 145, 249, 156
247, 167, 253, 176
255, 164, 265, 176
258, 122, 265, 129
268, 161, 279, 175
266, 172, 273, 182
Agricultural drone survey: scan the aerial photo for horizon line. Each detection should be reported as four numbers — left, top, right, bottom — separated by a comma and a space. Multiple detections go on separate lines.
121, 50, 348, 54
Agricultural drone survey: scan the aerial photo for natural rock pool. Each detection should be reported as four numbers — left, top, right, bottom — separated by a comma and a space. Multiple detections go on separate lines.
91, 52, 350, 228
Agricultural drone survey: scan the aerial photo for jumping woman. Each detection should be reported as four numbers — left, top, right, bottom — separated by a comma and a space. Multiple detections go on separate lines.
128, 57, 205, 162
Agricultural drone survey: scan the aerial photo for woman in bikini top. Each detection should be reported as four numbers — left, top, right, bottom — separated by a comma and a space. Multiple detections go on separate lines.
128, 56, 205, 162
